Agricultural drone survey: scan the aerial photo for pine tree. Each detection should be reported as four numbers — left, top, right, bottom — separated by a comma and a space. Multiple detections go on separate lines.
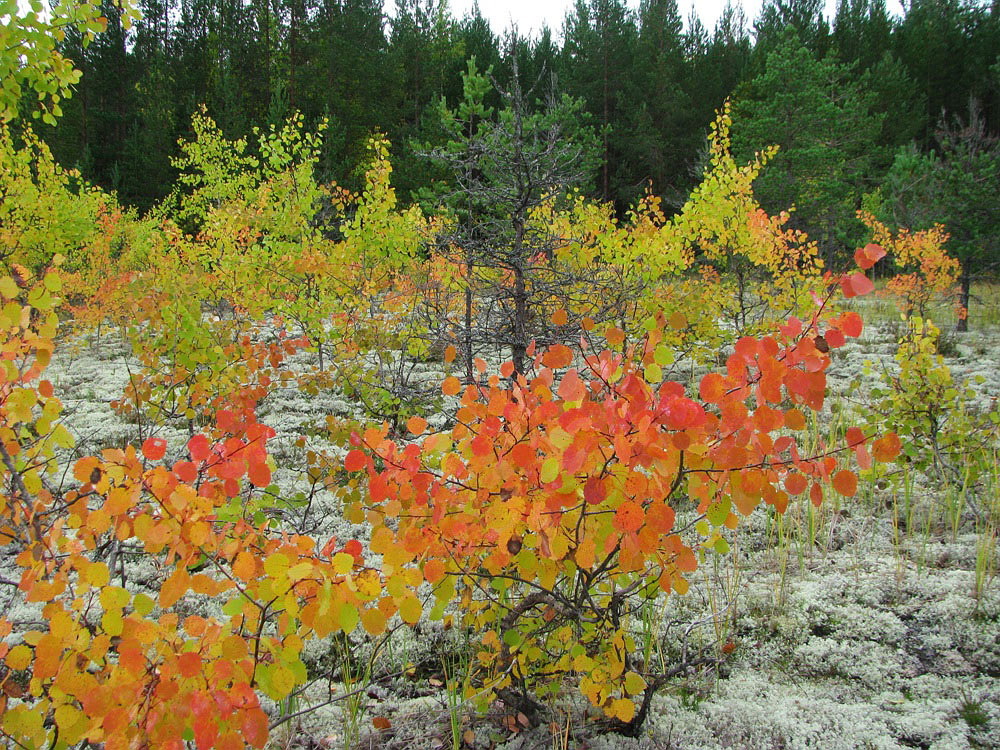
732, 27, 881, 262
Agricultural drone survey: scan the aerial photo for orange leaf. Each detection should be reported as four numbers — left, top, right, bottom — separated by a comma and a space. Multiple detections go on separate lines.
784, 473, 808, 495
442, 376, 461, 396
177, 651, 202, 678
362, 607, 387, 635
832, 470, 857, 497
372, 717, 392, 730
73, 456, 100, 484
613, 501, 645, 533
233, 551, 256, 581
784, 409, 806, 430
606, 326, 625, 346
407, 416, 427, 435
542, 344, 573, 369
551, 308, 568, 326
444, 345, 457, 363
872, 433, 901, 462
423, 558, 446, 584
160, 568, 190, 608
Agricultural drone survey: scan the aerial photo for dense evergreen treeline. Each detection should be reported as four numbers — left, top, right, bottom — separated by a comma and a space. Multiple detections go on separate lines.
36, 0, 1000, 248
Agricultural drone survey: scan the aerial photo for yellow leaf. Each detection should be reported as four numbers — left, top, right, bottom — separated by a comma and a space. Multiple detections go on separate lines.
398, 595, 421, 625
362, 607, 387, 635
623, 671, 647, 695
610, 697, 635, 722
133, 593, 154, 616
287, 561, 313, 581
332, 552, 354, 574
99, 586, 129, 610
54, 703, 86, 744
338, 602, 359, 634
263, 553, 289, 578
5, 644, 31, 671
264, 663, 296, 700
101, 609, 123, 637
84, 562, 109, 588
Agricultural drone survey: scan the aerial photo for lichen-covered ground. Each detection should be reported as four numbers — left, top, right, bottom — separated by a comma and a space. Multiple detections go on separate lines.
29, 318, 1000, 750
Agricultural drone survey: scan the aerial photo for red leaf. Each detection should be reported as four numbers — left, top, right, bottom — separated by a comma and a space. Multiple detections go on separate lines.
557, 370, 585, 402
174, 461, 198, 483
780, 316, 803, 339
177, 651, 202, 678
188, 434, 211, 462
510, 443, 536, 467
343, 539, 363, 563
848, 272, 875, 297
784, 473, 808, 495
854, 243, 886, 270
584, 477, 606, 505
241, 708, 269, 748
699, 373, 727, 403
344, 449, 367, 472
809, 482, 824, 508
825, 328, 845, 349
248, 461, 271, 487
855, 443, 872, 470
840, 312, 863, 338
471, 435, 491, 456
142, 437, 167, 461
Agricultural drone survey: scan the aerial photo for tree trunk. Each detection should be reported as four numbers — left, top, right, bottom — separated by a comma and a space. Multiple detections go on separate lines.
464, 284, 474, 381
512, 264, 528, 375
957, 263, 970, 332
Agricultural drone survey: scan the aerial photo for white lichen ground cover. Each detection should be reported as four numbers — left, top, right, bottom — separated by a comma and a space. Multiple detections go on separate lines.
25, 320, 1000, 750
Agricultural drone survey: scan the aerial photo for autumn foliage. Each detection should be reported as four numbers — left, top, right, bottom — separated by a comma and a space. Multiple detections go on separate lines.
344, 284, 894, 727
0, 107, 907, 748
